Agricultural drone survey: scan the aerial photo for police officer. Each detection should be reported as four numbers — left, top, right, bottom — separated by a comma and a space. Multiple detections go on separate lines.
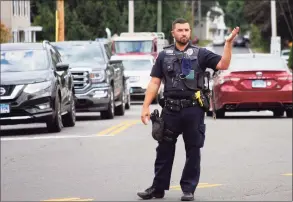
138, 18, 239, 201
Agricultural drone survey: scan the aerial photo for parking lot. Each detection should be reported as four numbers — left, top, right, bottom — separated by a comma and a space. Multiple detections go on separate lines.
1, 47, 292, 201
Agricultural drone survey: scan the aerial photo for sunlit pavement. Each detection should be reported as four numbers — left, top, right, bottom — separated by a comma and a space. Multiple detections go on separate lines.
1, 47, 292, 201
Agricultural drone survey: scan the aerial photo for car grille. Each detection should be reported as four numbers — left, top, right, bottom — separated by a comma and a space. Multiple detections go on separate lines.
71, 71, 90, 89
0, 85, 15, 96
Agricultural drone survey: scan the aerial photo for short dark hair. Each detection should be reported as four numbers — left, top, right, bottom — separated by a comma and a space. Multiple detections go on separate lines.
172, 18, 189, 30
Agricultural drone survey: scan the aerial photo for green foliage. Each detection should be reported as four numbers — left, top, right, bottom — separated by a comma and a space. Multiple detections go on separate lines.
250, 24, 269, 53
32, 1, 213, 43
288, 46, 293, 70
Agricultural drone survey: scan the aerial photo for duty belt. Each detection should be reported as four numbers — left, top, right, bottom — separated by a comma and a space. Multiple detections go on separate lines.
164, 98, 197, 111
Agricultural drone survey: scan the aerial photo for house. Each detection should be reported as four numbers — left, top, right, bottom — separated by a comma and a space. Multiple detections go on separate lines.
193, 2, 227, 41
0, 0, 42, 43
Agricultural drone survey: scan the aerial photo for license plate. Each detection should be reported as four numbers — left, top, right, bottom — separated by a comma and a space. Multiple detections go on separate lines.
252, 80, 266, 88
0, 104, 10, 114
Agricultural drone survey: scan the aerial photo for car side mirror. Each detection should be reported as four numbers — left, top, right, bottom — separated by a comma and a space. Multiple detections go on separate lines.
56, 62, 69, 71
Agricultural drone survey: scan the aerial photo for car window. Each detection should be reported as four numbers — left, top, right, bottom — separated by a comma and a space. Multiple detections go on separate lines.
121, 59, 153, 71
0, 49, 48, 72
54, 44, 105, 64
229, 56, 288, 71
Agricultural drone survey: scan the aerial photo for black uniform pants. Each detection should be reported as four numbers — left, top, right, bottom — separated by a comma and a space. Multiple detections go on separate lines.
152, 105, 206, 193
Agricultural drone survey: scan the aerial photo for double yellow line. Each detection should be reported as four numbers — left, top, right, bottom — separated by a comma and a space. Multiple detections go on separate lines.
97, 120, 140, 136
170, 183, 222, 190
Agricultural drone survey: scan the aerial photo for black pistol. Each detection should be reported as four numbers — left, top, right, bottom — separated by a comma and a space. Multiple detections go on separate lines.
150, 109, 164, 141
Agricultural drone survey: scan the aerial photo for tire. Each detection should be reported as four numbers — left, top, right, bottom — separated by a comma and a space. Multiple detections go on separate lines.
125, 93, 131, 110
273, 110, 284, 117
216, 109, 225, 118
46, 94, 63, 133
115, 90, 125, 116
286, 109, 292, 118
62, 91, 76, 127
101, 87, 115, 119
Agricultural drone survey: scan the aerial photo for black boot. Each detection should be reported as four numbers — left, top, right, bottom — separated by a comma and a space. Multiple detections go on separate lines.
137, 186, 165, 200
181, 192, 194, 201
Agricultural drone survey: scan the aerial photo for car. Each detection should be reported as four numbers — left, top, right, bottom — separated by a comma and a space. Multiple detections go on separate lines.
281, 49, 290, 65
0, 41, 76, 132
110, 54, 164, 103
233, 35, 247, 47
51, 41, 126, 119
209, 53, 292, 118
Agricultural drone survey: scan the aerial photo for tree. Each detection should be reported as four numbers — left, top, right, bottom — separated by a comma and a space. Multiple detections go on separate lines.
0, 22, 11, 43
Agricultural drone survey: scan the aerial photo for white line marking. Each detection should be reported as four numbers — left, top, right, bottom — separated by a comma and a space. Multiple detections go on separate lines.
0, 134, 111, 141
248, 47, 253, 53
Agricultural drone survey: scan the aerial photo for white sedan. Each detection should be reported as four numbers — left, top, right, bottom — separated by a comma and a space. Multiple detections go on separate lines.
110, 55, 164, 103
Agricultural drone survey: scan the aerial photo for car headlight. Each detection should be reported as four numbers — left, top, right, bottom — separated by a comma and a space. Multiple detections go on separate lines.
90, 71, 105, 83
23, 81, 52, 94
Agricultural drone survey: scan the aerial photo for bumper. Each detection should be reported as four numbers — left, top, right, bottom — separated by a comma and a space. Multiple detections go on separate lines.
75, 87, 111, 112
0, 95, 54, 125
215, 90, 293, 111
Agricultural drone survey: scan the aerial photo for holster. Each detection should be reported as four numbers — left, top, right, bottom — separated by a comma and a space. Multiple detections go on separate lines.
193, 90, 210, 112
150, 109, 165, 141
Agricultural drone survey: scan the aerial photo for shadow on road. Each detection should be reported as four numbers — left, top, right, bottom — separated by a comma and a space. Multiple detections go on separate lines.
76, 115, 101, 121
0, 127, 48, 137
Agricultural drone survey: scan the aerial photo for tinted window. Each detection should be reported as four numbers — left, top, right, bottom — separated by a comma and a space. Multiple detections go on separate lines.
54, 44, 105, 64
1, 49, 48, 72
115, 41, 152, 54
121, 59, 152, 71
229, 56, 288, 71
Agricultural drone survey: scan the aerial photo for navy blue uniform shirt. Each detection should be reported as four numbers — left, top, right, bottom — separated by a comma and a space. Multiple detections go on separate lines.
150, 43, 222, 79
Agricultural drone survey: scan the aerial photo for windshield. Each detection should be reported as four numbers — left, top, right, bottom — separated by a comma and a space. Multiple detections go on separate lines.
115, 41, 152, 54
122, 59, 153, 71
54, 44, 105, 64
229, 57, 288, 71
282, 51, 290, 56
1, 49, 48, 72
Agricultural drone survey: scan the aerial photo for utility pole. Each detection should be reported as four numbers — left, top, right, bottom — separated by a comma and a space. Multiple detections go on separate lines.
191, 1, 194, 38
157, 0, 162, 32
198, 0, 202, 40
128, 0, 134, 33
270, 0, 280, 55
56, 0, 64, 41
271, 0, 277, 37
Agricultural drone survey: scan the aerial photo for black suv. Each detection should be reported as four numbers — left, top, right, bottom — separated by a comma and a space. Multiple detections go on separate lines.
0, 41, 76, 133
52, 41, 127, 119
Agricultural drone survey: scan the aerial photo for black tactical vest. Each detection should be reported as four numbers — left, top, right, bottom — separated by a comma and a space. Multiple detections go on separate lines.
162, 44, 204, 97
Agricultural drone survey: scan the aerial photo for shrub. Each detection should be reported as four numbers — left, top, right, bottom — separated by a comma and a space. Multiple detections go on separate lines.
288, 45, 293, 70
0, 22, 12, 43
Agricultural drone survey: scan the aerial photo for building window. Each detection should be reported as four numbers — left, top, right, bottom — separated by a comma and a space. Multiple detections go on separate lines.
13, 0, 17, 16
24, 0, 28, 16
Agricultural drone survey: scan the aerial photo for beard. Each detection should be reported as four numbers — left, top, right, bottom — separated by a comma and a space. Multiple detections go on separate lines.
175, 36, 189, 45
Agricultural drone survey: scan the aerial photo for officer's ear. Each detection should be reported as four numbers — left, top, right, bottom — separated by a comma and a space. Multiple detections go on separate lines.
171, 30, 175, 38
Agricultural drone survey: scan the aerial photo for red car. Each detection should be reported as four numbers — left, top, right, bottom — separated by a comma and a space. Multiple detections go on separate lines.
208, 53, 292, 118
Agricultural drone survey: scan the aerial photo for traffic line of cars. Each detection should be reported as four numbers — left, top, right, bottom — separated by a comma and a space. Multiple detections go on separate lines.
0, 39, 155, 133
207, 53, 293, 118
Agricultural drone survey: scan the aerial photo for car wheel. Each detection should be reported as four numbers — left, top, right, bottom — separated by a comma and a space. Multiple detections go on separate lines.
216, 109, 225, 118
101, 87, 115, 119
285, 109, 292, 118
115, 90, 125, 116
273, 110, 284, 117
125, 93, 131, 110
62, 91, 76, 127
46, 94, 63, 133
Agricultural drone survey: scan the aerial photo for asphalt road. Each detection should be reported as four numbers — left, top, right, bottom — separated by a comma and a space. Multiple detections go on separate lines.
1, 46, 292, 201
